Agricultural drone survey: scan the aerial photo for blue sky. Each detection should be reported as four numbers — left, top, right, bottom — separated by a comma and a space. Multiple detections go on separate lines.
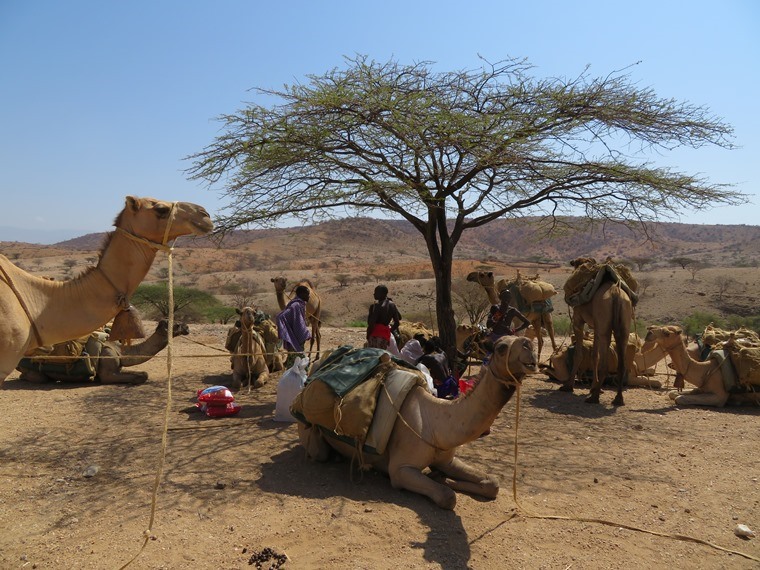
1, 1, 758, 243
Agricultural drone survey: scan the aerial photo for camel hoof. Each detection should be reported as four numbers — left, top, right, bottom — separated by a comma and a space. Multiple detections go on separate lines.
612, 395, 625, 406
558, 384, 574, 393
584, 394, 600, 404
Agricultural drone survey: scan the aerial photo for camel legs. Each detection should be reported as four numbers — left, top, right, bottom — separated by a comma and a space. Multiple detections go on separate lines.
388, 465, 457, 510
309, 322, 321, 361
17, 368, 50, 383
559, 313, 586, 393
98, 368, 149, 385
585, 330, 609, 404
668, 388, 729, 407
530, 315, 544, 360
430, 456, 500, 500
542, 313, 558, 354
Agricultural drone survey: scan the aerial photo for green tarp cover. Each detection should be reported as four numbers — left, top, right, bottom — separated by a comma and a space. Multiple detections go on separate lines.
307, 345, 417, 397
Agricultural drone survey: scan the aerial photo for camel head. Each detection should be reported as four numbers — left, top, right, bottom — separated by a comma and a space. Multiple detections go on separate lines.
644, 325, 686, 350
465, 271, 495, 287
270, 276, 288, 293
455, 323, 480, 349
570, 257, 596, 268
237, 306, 257, 329
489, 336, 537, 382
156, 319, 191, 337
116, 197, 213, 245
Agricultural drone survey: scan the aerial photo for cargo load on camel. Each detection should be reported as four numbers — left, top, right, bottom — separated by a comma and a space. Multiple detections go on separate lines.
495, 271, 556, 315
290, 346, 428, 455
696, 324, 760, 389
564, 258, 639, 308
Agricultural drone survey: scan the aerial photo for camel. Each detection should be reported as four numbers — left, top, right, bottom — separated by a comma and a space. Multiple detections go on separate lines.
17, 319, 190, 384
229, 307, 270, 390
297, 335, 537, 509
466, 270, 557, 359
560, 272, 634, 406
256, 317, 287, 372
455, 323, 489, 361
541, 333, 662, 389
643, 325, 757, 407
271, 276, 322, 359
0, 196, 213, 387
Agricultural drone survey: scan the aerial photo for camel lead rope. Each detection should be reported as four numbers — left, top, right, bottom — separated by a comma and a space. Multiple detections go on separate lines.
119, 210, 177, 570
0, 263, 45, 348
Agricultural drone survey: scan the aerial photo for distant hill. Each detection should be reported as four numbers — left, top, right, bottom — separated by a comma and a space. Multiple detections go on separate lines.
4, 216, 759, 268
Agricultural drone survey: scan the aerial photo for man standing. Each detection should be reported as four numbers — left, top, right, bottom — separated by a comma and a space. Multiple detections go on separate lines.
276, 285, 312, 361
486, 288, 530, 346
366, 284, 401, 350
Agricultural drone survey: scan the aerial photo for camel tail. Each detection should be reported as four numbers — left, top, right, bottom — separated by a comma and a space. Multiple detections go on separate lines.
611, 285, 629, 391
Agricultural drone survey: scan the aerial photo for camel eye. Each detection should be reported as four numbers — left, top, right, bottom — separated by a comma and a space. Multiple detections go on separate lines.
153, 205, 171, 218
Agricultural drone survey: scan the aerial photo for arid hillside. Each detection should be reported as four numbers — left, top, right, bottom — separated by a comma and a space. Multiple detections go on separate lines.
2, 216, 759, 331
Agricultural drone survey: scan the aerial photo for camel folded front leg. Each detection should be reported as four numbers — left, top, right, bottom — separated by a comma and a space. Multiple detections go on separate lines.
99, 370, 148, 385
430, 456, 500, 500
388, 465, 457, 510
672, 391, 728, 407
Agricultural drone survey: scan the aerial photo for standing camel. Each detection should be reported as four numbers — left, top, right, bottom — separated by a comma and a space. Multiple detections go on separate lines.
271, 276, 322, 359
298, 335, 537, 509
560, 276, 634, 406
0, 197, 213, 386
466, 271, 557, 359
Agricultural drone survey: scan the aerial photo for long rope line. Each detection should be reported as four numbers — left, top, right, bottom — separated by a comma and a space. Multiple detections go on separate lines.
118, 208, 178, 570
508, 381, 759, 563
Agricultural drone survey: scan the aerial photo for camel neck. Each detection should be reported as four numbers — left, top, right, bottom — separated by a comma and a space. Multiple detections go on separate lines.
432, 372, 516, 449
667, 343, 710, 389
97, 229, 158, 299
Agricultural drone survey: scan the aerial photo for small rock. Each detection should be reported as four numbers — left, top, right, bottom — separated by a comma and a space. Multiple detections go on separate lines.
364, 507, 373, 513
214, 481, 226, 490
735, 524, 755, 538
593, 478, 598, 484
83, 465, 99, 478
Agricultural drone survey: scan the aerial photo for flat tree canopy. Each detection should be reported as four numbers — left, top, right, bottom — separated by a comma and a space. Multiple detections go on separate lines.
187, 55, 744, 353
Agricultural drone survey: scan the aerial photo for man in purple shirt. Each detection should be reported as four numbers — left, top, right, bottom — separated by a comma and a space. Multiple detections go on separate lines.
276, 285, 312, 359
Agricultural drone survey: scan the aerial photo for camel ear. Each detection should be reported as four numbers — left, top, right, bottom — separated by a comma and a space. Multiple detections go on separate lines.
125, 196, 142, 212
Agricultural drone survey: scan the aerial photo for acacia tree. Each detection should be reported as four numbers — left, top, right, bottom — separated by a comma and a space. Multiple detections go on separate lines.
187, 56, 743, 353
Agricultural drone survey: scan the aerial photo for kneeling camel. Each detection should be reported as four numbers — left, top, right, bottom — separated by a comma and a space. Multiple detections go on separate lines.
298, 335, 537, 509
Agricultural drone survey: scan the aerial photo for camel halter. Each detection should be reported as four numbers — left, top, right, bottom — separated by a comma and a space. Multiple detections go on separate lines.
99, 201, 179, 311
487, 339, 528, 388
114, 201, 178, 253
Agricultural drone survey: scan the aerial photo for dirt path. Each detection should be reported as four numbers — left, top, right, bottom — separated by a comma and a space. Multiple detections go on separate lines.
1, 326, 758, 569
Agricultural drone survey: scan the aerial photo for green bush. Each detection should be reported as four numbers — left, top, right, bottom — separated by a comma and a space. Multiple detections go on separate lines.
681, 312, 725, 337
347, 320, 368, 328
132, 283, 230, 323
551, 315, 572, 336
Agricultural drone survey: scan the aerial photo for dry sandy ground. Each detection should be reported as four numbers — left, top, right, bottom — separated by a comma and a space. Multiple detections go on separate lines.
1, 325, 759, 570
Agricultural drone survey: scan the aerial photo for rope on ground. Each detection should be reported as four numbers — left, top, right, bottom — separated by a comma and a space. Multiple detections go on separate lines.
508, 384, 760, 563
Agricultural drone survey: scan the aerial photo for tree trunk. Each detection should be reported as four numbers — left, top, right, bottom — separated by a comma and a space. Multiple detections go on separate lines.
422, 215, 458, 362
